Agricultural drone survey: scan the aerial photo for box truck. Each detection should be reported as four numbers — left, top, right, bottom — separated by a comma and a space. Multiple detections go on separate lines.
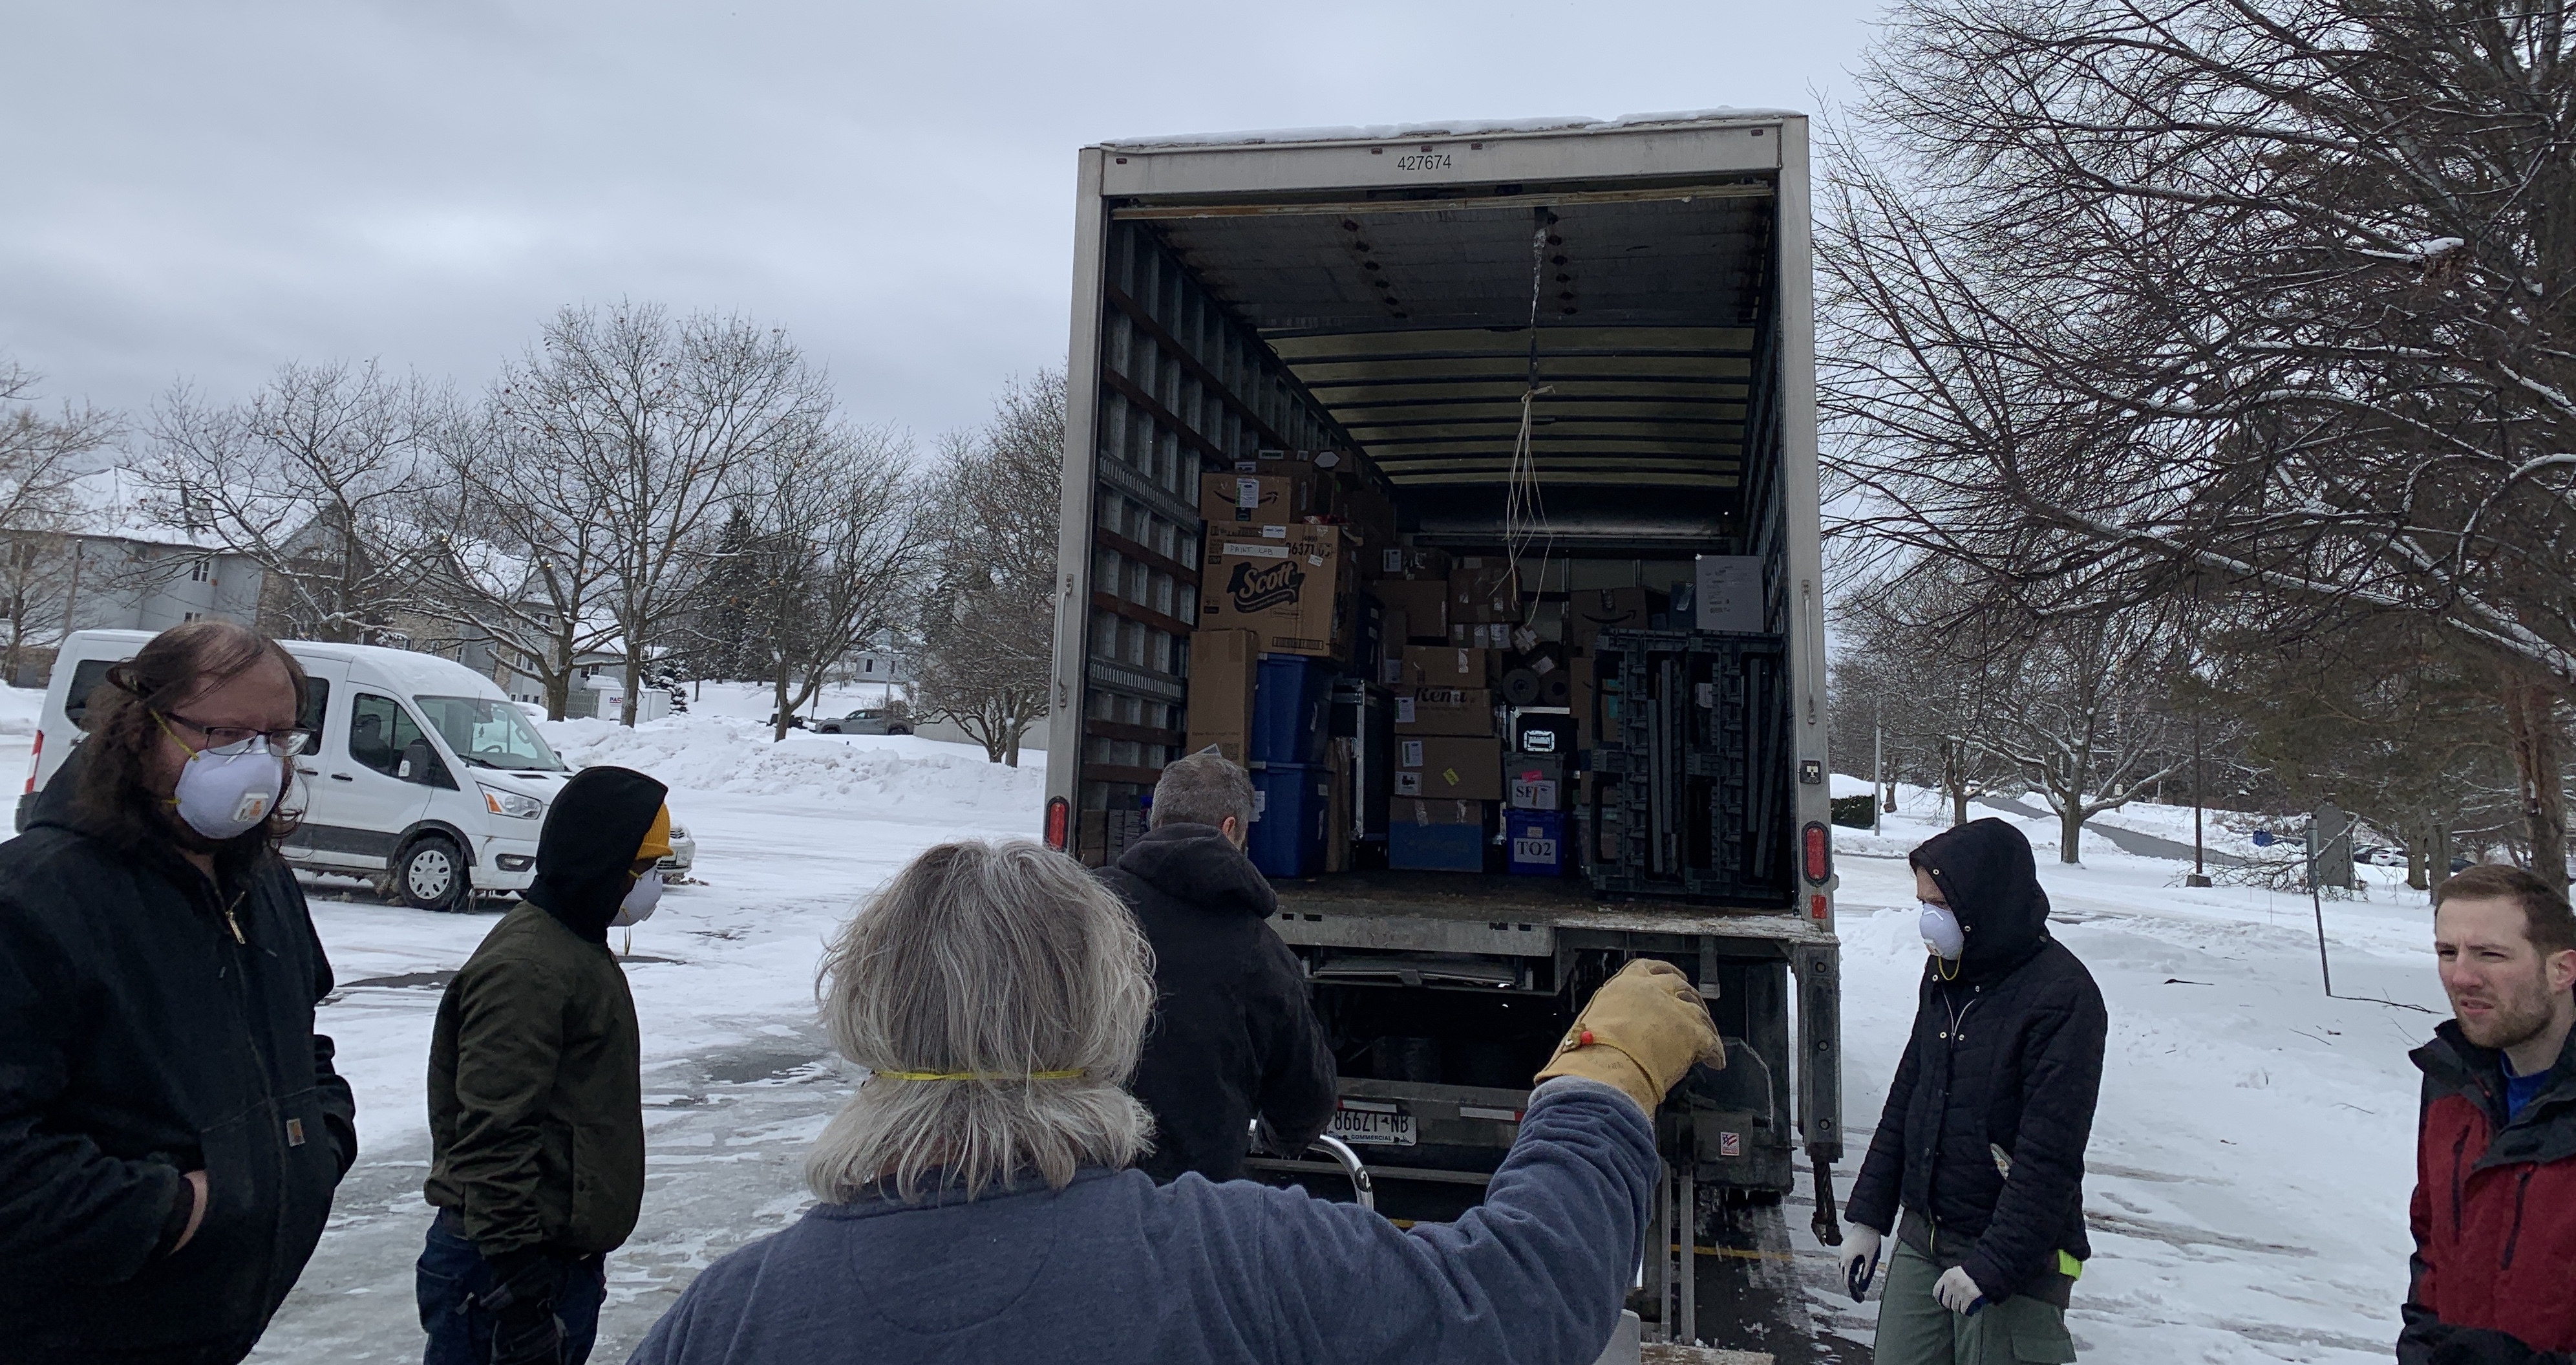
1043, 112, 1844, 1348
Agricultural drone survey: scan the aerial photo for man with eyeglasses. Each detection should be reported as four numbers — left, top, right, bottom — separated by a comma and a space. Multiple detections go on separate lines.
418, 764, 672, 1365
0, 620, 356, 1365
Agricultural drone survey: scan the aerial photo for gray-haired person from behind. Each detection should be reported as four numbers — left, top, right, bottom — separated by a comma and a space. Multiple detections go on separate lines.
1105, 747, 1338, 1183
626, 837, 1725, 1365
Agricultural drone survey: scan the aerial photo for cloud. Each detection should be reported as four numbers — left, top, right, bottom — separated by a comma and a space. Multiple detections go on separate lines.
1, 0, 1881, 435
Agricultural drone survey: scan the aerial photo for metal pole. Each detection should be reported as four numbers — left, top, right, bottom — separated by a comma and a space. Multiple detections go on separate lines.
1871, 702, 1884, 836
2187, 714, 2211, 887
1669, 1143, 1690, 1339
2308, 826, 2334, 997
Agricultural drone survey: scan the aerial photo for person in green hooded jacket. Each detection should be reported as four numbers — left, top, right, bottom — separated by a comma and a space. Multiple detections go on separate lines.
418, 765, 672, 1365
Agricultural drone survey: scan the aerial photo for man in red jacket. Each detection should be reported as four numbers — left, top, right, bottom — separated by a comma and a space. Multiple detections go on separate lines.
2403, 863, 2576, 1365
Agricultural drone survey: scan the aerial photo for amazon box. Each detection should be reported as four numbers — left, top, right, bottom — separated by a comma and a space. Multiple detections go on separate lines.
1372, 579, 1449, 642
1394, 735, 1504, 801
1402, 645, 1493, 688
1202, 526, 1353, 662
1570, 586, 1651, 643
1184, 628, 1261, 764
1201, 469, 1331, 528
1394, 687, 1496, 738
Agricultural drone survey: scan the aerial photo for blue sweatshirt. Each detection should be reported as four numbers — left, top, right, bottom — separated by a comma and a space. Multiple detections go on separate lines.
624, 1078, 1655, 1365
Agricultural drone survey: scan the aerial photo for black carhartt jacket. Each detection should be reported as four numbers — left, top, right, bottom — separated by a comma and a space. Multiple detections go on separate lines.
1105, 822, 1337, 1183
1845, 818, 2108, 1304
0, 753, 357, 1364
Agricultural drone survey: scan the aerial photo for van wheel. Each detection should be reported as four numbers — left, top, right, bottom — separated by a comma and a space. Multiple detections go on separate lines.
395, 836, 469, 912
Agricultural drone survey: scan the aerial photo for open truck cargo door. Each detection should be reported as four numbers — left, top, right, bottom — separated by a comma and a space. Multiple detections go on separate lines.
1047, 113, 1846, 1357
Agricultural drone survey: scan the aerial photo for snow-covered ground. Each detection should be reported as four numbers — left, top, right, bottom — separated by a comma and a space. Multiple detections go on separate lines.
0, 683, 2451, 1363
1794, 784, 2442, 1363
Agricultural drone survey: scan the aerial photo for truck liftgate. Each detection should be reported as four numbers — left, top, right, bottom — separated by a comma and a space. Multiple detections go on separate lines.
1044, 112, 1854, 1360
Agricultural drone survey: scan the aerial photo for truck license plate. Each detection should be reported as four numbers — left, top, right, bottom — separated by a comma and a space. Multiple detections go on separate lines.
1328, 1105, 1416, 1146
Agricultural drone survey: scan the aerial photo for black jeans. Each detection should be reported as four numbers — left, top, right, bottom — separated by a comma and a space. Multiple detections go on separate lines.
416, 1210, 606, 1365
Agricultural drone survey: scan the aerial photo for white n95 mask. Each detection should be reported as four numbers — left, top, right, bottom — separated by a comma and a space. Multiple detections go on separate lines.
1919, 902, 1965, 961
612, 869, 664, 928
172, 747, 284, 841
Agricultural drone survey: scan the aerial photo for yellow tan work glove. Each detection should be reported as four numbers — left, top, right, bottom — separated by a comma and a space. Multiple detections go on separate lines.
1534, 958, 1725, 1112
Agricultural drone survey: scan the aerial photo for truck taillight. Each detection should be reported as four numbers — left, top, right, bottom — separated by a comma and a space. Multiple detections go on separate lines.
1045, 797, 1070, 851
23, 729, 41, 795
1802, 821, 1830, 884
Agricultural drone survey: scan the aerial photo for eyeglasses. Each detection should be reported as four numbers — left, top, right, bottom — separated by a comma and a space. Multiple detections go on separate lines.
162, 712, 317, 758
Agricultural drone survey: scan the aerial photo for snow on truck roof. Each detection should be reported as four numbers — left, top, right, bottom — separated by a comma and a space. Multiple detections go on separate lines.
1099, 108, 1801, 151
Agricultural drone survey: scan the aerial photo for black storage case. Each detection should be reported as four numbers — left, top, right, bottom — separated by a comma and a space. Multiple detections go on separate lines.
1585, 629, 1794, 905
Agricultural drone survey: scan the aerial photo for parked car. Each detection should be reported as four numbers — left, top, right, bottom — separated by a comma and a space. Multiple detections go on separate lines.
26, 629, 694, 913
660, 820, 697, 881
765, 711, 810, 730
813, 707, 911, 736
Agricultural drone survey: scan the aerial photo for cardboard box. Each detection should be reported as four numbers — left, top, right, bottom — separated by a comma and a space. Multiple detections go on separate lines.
1201, 470, 1330, 528
1202, 527, 1354, 661
1507, 755, 1566, 811
1449, 621, 1517, 651
1450, 558, 1523, 623
1570, 586, 1651, 640
1694, 555, 1765, 633
1376, 546, 1453, 581
1184, 629, 1261, 764
1394, 735, 1502, 801
1372, 579, 1449, 641
1394, 797, 1488, 827
1394, 687, 1496, 737
1402, 645, 1493, 688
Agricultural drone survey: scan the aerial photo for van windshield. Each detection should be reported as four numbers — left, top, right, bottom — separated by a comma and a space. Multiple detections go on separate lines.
412, 695, 566, 771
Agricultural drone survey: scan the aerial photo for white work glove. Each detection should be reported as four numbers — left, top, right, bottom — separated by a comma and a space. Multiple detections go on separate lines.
1836, 1223, 1882, 1302
1934, 1265, 1984, 1314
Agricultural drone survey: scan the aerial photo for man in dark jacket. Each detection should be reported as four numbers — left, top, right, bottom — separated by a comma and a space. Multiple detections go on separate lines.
1841, 818, 2107, 1365
419, 766, 671, 1365
0, 621, 357, 1365
2400, 864, 2576, 1365
1104, 749, 1337, 1183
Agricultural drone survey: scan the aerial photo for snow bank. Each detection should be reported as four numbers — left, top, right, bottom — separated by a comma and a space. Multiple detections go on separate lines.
540, 713, 1044, 817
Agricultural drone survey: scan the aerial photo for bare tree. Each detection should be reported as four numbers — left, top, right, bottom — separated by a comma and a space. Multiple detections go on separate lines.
138, 360, 444, 643
914, 371, 1061, 766
0, 362, 116, 678
1820, 0, 2576, 883
418, 386, 626, 718
730, 423, 930, 742
497, 303, 835, 724
1987, 603, 2193, 865
1833, 560, 2025, 826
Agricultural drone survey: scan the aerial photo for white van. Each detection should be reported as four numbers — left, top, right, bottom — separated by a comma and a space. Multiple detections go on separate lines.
20, 629, 574, 910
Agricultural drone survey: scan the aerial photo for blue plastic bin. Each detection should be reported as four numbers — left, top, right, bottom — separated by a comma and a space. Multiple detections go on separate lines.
1248, 762, 1329, 878
1251, 654, 1336, 764
1506, 810, 1568, 876
1390, 821, 1485, 872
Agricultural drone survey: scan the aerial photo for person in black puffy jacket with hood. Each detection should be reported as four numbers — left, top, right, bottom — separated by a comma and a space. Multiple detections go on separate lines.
1840, 818, 2107, 1365
1103, 750, 1337, 1183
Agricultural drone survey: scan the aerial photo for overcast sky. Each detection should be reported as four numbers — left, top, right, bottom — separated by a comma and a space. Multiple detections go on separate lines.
4, 1, 1886, 442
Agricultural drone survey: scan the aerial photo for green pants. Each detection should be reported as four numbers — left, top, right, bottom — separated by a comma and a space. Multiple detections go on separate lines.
1873, 1236, 2077, 1365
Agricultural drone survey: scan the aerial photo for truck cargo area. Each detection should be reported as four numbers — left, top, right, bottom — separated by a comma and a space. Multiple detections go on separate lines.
1047, 116, 1847, 1355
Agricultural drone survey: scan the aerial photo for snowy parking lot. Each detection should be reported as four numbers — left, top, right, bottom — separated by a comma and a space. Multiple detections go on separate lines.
0, 682, 2452, 1363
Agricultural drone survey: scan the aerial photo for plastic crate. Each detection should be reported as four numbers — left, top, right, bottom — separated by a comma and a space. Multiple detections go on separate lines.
1506, 809, 1568, 876
1248, 762, 1329, 878
1586, 629, 1794, 904
1389, 821, 1485, 872
1252, 655, 1337, 764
